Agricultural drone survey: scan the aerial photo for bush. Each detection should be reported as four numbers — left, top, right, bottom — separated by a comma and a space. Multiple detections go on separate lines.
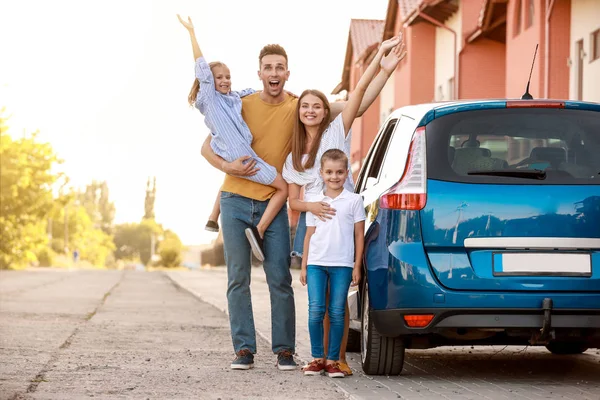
37, 247, 56, 267
158, 230, 183, 268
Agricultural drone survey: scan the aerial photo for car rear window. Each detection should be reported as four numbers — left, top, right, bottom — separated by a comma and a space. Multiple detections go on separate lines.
426, 108, 600, 185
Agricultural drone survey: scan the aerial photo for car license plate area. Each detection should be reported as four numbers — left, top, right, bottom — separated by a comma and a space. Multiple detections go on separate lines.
492, 252, 592, 277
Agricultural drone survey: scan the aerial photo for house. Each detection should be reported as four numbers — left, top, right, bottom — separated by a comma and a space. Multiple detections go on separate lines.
338, 0, 600, 170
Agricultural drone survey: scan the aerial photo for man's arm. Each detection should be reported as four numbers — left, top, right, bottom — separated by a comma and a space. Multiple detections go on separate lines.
200, 135, 259, 176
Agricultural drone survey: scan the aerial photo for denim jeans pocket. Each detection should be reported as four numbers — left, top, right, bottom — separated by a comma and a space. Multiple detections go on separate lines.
220, 191, 237, 199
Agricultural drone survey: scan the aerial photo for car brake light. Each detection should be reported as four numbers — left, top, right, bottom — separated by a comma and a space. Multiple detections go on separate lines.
403, 314, 434, 328
379, 126, 427, 210
506, 100, 565, 108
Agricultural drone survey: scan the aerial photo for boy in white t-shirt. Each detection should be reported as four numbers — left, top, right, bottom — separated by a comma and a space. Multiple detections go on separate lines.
299, 149, 366, 378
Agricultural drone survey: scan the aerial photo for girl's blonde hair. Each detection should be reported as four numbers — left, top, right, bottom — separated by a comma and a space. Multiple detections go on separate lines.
291, 89, 331, 172
187, 61, 227, 106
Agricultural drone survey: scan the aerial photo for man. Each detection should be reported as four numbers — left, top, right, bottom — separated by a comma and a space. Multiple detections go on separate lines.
201, 41, 403, 371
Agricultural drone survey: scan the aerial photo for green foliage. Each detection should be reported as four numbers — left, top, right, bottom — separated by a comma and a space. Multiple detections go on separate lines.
158, 230, 184, 268
79, 181, 115, 235
113, 219, 162, 266
0, 110, 61, 269
36, 247, 56, 267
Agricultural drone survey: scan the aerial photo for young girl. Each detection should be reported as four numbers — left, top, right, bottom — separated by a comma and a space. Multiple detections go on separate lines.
178, 15, 287, 261
283, 36, 405, 377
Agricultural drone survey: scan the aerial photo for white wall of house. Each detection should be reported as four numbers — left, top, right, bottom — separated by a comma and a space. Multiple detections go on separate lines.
434, 3, 462, 101
569, 0, 600, 102
379, 72, 396, 124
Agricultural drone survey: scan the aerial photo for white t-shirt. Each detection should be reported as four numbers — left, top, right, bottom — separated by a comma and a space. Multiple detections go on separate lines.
282, 114, 354, 199
306, 189, 366, 268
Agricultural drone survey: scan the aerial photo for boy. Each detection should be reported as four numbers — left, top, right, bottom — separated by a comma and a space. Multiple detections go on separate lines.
299, 149, 366, 378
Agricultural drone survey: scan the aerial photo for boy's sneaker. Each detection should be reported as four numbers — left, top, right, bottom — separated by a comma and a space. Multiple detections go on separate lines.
324, 362, 345, 378
205, 220, 219, 232
230, 349, 254, 370
303, 360, 325, 376
276, 350, 297, 371
245, 227, 265, 262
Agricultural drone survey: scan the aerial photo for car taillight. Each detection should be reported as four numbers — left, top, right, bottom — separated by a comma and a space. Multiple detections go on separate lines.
403, 314, 434, 327
380, 126, 427, 210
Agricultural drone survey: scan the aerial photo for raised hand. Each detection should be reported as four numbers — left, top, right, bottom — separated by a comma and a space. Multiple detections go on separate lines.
379, 32, 402, 53
177, 14, 194, 31
381, 33, 407, 74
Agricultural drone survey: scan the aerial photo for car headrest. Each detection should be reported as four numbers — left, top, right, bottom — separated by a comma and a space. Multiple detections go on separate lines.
455, 147, 491, 157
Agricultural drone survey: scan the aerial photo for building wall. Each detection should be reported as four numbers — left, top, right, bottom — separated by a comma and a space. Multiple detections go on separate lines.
548, 0, 571, 99
569, 0, 600, 102
506, 0, 545, 99
434, 4, 462, 101
460, 39, 507, 99
408, 22, 437, 103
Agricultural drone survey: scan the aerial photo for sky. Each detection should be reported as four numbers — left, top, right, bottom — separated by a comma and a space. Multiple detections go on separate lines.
0, 0, 389, 245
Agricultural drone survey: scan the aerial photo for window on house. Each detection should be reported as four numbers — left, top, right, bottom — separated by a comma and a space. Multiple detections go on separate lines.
514, 0, 522, 36
526, 0, 534, 29
592, 29, 600, 62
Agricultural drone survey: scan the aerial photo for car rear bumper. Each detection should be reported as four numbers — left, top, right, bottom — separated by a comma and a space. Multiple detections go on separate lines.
372, 307, 600, 337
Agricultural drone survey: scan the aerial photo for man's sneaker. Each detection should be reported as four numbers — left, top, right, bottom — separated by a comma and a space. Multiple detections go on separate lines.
276, 350, 297, 371
205, 220, 219, 232
230, 349, 254, 370
245, 226, 265, 262
303, 359, 325, 376
324, 362, 345, 378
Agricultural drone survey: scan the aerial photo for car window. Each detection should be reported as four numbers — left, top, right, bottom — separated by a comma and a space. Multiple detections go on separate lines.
426, 109, 600, 185
357, 118, 398, 192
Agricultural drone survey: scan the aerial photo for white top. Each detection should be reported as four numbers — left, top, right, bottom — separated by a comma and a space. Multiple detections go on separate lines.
282, 114, 354, 198
306, 189, 366, 268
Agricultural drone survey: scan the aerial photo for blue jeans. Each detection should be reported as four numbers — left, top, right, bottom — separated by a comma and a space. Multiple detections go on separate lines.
291, 211, 306, 257
220, 191, 295, 354
306, 265, 352, 361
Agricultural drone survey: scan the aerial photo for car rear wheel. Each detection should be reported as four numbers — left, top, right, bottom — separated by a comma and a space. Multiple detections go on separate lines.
361, 282, 405, 375
545, 342, 589, 355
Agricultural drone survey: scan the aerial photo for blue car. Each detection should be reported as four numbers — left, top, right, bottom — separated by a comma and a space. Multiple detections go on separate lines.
350, 99, 600, 375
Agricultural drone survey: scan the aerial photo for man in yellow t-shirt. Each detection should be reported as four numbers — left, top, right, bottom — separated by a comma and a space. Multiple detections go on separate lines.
201, 44, 395, 372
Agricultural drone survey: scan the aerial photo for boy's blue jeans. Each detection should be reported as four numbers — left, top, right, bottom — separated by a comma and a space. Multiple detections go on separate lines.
220, 191, 295, 354
291, 211, 306, 257
306, 265, 352, 361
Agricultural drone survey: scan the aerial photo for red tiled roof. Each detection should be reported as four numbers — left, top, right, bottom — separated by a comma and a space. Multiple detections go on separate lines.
398, 0, 423, 19
349, 19, 385, 62
332, 19, 384, 94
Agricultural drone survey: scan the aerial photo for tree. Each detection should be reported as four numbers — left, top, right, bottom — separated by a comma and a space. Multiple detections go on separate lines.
158, 230, 184, 268
113, 219, 162, 266
0, 109, 61, 269
78, 181, 116, 235
143, 177, 156, 220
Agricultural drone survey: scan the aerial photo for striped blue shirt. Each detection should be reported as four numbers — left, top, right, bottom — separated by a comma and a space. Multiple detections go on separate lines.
194, 57, 255, 162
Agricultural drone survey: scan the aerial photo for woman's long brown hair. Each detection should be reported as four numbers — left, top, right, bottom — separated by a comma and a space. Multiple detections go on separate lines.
291, 89, 331, 172
187, 61, 226, 106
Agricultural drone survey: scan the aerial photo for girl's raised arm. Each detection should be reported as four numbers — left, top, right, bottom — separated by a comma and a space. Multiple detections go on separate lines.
177, 14, 203, 61
341, 34, 404, 134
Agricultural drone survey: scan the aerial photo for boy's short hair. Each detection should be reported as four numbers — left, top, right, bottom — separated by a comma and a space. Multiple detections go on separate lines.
259, 44, 288, 67
321, 149, 349, 169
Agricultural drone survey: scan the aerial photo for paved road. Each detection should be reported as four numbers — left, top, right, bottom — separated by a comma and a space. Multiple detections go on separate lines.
0, 269, 344, 400
167, 267, 600, 400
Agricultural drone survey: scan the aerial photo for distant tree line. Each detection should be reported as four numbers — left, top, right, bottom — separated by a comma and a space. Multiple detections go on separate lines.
0, 108, 183, 269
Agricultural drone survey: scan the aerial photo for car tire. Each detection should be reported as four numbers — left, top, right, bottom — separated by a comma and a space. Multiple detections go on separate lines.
545, 342, 589, 355
360, 282, 405, 375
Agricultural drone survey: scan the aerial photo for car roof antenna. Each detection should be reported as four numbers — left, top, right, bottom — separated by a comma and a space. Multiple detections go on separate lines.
521, 44, 538, 100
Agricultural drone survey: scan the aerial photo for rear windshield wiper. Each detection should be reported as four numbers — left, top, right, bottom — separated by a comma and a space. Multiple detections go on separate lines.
467, 169, 547, 180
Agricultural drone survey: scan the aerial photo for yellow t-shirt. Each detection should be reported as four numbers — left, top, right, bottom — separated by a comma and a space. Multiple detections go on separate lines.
221, 92, 298, 200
